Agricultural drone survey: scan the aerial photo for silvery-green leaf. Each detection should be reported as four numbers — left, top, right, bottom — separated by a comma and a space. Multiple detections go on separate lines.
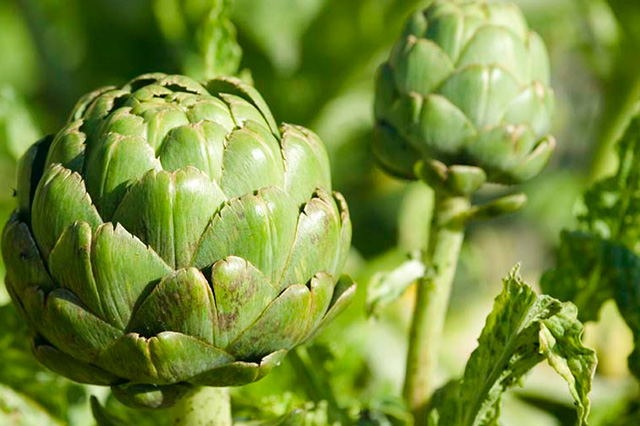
366, 256, 426, 318
428, 267, 596, 426
0, 384, 63, 426
542, 106, 640, 379
541, 232, 613, 322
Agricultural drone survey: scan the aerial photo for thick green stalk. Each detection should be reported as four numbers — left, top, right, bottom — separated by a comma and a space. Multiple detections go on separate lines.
403, 194, 468, 423
170, 387, 231, 426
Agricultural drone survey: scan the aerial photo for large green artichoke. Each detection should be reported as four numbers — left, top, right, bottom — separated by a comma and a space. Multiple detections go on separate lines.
2, 73, 354, 408
374, 0, 556, 186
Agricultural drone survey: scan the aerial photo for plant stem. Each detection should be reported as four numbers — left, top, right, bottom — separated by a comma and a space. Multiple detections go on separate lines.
589, 74, 640, 182
403, 194, 468, 423
170, 387, 231, 426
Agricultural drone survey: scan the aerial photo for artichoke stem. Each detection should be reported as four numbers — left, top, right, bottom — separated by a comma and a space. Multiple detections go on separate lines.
169, 387, 231, 426
403, 193, 468, 423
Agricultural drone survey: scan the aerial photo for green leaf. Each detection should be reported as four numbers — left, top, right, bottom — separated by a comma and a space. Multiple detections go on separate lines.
0, 304, 90, 423
152, 0, 242, 79
357, 397, 413, 425
427, 267, 596, 426
541, 232, 614, 322
366, 255, 426, 317
234, 403, 331, 426
542, 103, 640, 378
247, 408, 308, 426
196, 0, 242, 78
580, 104, 640, 246
0, 384, 63, 426
90, 394, 172, 426
91, 396, 127, 426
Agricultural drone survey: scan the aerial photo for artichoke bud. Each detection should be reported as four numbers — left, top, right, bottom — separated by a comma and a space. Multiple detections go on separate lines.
2, 73, 355, 408
374, 0, 556, 188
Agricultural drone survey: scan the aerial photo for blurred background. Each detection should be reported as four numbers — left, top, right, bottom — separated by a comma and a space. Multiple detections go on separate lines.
1, 0, 639, 424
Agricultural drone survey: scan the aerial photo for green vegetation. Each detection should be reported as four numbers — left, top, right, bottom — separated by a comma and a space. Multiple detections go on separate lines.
0, 0, 639, 425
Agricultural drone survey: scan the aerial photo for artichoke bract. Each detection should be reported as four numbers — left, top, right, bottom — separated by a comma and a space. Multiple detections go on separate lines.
2, 73, 354, 408
374, 0, 556, 186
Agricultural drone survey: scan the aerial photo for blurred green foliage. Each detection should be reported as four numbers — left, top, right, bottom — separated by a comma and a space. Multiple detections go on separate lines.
1, 0, 639, 424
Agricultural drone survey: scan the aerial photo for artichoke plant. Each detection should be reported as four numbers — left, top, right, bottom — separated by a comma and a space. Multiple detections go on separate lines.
2, 73, 354, 409
374, 0, 556, 187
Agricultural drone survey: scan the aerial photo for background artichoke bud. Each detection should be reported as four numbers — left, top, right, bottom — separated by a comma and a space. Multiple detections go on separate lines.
374, 0, 556, 186
2, 73, 355, 408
